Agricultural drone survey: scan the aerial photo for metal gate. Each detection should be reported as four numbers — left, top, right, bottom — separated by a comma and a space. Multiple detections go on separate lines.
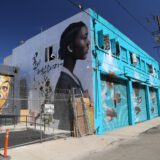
101, 75, 129, 132
149, 88, 159, 118
132, 83, 147, 123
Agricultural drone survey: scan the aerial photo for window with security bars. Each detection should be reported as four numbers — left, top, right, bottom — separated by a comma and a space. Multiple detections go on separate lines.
110, 39, 120, 56
97, 30, 110, 50
45, 46, 55, 62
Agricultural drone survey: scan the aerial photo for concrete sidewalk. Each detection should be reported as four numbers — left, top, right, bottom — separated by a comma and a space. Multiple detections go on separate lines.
6, 117, 160, 160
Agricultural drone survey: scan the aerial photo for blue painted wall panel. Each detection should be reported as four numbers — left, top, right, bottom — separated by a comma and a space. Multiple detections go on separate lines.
149, 88, 159, 118
100, 75, 129, 132
132, 83, 147, 123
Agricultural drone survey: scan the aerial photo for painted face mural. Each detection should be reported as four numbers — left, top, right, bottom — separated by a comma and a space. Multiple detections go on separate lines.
0, 75, 11, 111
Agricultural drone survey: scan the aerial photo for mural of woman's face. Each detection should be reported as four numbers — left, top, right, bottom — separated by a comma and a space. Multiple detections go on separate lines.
0, 76, 10, 110
73, 26, 90, 60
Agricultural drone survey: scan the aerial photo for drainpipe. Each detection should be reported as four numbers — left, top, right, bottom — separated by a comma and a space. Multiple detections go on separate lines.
157, 88, 160, 116
127, 80, 135, 125
145, 85, 151, 120
92, 17, 103, 134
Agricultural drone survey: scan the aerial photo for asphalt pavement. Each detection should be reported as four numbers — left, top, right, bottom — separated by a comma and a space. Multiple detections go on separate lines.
80, 125, 160, 160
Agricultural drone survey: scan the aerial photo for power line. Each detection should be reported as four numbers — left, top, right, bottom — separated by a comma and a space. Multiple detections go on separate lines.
65, 0, 156, 62
114, 0, 152, 35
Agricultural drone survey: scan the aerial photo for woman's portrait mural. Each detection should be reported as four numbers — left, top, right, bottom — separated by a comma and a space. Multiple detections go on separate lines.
54, 21, 91, 131
0, 75, 11, 112
55, 21, 90, 92
30, 19, 92, 132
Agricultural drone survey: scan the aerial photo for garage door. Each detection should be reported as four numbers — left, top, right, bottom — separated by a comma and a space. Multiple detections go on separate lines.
132, 83, 147, 123
149, 88, 159, 119
101, 75, 129, 132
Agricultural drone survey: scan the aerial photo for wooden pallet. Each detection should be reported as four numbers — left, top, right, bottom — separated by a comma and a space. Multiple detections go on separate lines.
73, 97, 94, 137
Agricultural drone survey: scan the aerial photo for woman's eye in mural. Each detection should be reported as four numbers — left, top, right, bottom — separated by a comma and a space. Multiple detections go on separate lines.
0, 81, 10, 93
82, 34, 88, 40
1, 85, 8, 92
135, 106, 141, 115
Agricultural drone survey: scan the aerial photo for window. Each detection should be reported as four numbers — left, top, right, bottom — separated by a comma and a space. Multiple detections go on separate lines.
110, 39, 120, 56
45, 46, 55, 62
20, 78, 28, 109
97, 30, 110, 50
147, 64, 153, 74
153, 68, 158, 78
120, 47, 127, 62
103, 34, 110, 50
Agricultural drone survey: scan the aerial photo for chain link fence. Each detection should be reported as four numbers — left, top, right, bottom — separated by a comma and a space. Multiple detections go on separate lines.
0, 87, 94, 148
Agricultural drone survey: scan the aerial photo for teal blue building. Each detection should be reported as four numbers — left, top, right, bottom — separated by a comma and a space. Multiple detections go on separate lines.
89, 9, 160, 134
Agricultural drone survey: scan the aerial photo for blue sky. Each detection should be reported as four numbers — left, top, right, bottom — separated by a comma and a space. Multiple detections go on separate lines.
0, 0, 160, 63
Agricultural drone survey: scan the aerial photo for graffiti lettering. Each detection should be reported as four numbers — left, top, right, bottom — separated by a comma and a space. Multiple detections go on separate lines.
36, 63, 63, 76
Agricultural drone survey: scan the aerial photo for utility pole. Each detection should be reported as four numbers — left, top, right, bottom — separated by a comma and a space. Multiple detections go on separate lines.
156, 16, 160, 31
152, 16, 160, 46
152, 16, 160, 64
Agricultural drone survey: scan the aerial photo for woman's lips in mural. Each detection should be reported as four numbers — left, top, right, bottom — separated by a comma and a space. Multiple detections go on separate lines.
106, 107, 117, 121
